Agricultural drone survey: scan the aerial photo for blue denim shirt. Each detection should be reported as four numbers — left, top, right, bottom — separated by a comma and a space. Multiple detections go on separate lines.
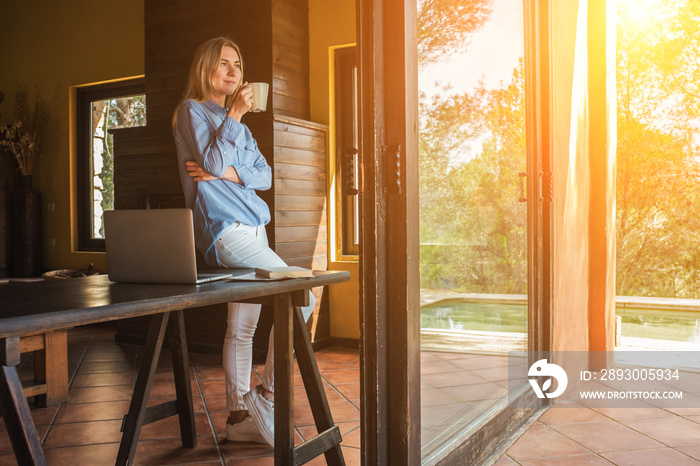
173, 99, 272, 265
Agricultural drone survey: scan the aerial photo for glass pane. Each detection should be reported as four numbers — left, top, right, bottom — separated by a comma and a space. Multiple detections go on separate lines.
418, 0, 527, 458
336, 47, 360, 257
90, 95, 146, 239
615, 0, 700, 348
352, 66, 360, 249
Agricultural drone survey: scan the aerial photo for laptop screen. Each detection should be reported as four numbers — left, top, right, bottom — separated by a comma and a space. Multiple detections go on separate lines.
104, 209, 207, 284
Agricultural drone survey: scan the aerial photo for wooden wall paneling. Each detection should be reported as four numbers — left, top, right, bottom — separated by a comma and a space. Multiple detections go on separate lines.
274, 118, 327, 136
115, 167, 179, 189
272, 0, 308, 23
275, 148, 325, 167
275, 210, 327, 227
273, 79, 312, 105
270, 0, 309, 119
112, 137, 173, 157
147, 18, 230, 40
272, 95, 308, 120
275, 195, 326, 212
276, 226, 327, 243
285, 256, 328, 270
275, 133, 325, 152
274, 164, 325, 182
271, 115, 328, 279
114, 151, 176, 167
273, 46, 308, 74
241, 116, 275, 143
145, 2, 233, 22
143, 90, 184, 112
276, 241, 328, 260
145, 0, 224, 12
286, 257, 328, 271
274, 179, 326, 196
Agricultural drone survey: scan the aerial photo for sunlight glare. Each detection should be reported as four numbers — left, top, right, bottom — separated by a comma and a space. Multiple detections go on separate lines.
620, 0, 661, 27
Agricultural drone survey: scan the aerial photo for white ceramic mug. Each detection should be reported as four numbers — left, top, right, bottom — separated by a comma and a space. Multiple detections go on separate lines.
248, 82, 269, 112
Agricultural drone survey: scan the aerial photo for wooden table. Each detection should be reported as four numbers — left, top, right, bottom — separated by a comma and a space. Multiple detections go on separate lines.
0, 271, 350, 465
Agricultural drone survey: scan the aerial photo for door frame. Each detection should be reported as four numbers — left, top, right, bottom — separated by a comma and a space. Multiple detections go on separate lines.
524, 0, 554, 355
357, 0, 421, 463
356, 0, 553, 463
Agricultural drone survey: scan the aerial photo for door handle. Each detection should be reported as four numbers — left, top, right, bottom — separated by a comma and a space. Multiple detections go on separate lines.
343, 147, 359, 196
518, 172, 527, 203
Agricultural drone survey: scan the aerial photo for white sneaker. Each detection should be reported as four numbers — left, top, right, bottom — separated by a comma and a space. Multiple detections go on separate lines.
243, 385, 274, 446
226, 416, 267, 444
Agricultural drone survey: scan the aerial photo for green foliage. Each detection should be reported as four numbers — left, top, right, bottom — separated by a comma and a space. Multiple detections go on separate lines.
419, 63, 527, 294
419, 0, 700, 299
616, 0, 700, 298
417, 0, 493, 66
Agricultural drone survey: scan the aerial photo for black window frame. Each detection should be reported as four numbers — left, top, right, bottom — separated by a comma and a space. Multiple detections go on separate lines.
76, 78, 145, 251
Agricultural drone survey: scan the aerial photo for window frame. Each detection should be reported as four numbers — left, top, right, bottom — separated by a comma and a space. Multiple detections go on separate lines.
76, 78, 145, 252
334, 46, 360, 260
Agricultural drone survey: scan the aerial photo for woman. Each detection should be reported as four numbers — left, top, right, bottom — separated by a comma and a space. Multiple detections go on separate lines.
172, 36, 315, 446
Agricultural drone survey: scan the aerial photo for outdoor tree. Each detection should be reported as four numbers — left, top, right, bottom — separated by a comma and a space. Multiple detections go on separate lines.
91, 96, 146, 237
417, 0, 492, 66
419, 0, 700, 299
418, 0, 531, 294
419, 63, 527, 294
616, 0, 700, 298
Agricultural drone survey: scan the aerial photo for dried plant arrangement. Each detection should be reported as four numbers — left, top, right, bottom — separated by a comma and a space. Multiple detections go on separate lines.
0, 89, 46, 176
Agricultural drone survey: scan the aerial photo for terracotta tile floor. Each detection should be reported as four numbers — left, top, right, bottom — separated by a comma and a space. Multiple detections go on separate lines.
494, 398, 700, 465
2, 324, 699, 465
0, 323, 361, 465
422, 351, 700, 465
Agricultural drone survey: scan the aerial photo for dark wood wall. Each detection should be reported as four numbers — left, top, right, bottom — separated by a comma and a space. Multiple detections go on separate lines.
269, 1, 310, 119
113, 0, 331, 352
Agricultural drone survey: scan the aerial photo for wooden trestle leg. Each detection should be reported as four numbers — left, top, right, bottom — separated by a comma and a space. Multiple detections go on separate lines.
273, 291, 345, 465
292, 302, 345, 465
116, 310, 196, 466
0, 336, 47, 466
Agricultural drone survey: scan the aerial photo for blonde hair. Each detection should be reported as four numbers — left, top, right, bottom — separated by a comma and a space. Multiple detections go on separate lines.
173, 37, 244, 126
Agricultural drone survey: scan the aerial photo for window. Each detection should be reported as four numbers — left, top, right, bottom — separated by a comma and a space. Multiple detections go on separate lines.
334, 46, 360, 258
77, 79, 146, 251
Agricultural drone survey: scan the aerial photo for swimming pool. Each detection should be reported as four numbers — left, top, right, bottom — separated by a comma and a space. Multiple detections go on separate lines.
420, 301, 700, 343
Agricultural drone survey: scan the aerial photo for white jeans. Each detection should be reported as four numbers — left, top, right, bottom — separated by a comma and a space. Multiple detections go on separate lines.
214, 222, 315, 411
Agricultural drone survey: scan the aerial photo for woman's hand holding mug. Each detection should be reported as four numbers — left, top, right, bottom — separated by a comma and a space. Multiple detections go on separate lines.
228, 82, 253, 121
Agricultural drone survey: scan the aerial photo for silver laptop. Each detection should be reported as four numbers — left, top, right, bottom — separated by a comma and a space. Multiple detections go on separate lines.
104, 208, 232, 284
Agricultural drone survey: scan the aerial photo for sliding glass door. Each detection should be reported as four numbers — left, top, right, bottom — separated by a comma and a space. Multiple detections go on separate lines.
416, 0, 532, 460
357, 0, 550, 463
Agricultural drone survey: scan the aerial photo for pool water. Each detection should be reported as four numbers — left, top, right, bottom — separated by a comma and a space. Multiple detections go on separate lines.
421, 302, 527, 334
420, 302, 700, 343
618, 307, 700, 342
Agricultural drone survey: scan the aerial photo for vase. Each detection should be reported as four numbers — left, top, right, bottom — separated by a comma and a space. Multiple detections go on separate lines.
9, 175, 42, 277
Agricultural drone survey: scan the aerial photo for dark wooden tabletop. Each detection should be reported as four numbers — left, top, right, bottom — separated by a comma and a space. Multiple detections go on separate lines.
0, 270, 351, 339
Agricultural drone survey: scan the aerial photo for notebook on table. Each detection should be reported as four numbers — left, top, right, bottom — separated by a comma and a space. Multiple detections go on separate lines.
104, 208, 233, 285
254, 266, 314, 279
